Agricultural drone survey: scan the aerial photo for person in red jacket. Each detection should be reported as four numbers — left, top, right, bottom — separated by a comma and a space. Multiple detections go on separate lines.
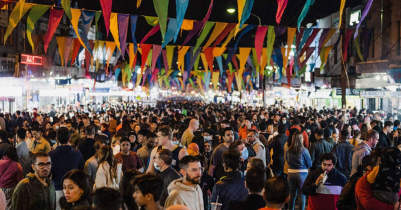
286, 118, 309, 149
355, 171, 401, 210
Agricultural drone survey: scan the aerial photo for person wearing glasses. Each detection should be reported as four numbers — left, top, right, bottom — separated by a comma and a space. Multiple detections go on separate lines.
11, 152, 56, 210
247, 130, 266, 166
165, 155, 204, 210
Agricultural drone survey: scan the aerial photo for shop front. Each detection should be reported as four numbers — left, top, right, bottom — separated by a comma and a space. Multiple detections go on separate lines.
309, 90, 333, 109
332, 89, 362, 110
0, 86, 22, 113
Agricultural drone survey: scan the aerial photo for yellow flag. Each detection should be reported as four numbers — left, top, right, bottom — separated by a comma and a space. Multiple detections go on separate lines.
203, 22, 228, 50
105, 41, 116, 72
56, 37, 66, 66
197, 77, 203, 93
70, 9, 90, 53
178, 46, 190, 72
4, 2, 33, 44
137, 0, 142, 8
212, 72, 220, 90
283, 28, 296, 69
239, 48, 251, 75
235, 73, 243, 92
213, 47, 227, 57
235, 0, 246, 36
110, 13, 121, 52
338, 0, 347, 28
181, 20, 194, 30
166, 45, 175, 70
129, 43, 136, 68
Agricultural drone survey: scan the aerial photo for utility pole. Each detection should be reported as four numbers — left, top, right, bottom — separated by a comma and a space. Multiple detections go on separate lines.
341, 8, 347, 111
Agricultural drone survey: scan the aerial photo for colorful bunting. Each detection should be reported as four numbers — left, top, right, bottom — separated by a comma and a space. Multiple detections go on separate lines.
266, 26, 275, 66
151, 45, 162, 72
27, 5, 49, 50
178, 46, 190, 72
181, 20, 194, 31
129, 43, 137, 68
145, 16, 159, 26
110, 13, 121, 52
338, 0, 346, 28
174, 0, 190, 42
69, 9, 90, 55
130, 15, 139, 54
212, 72, 220, 90
64, 37, 73, 67
140, 24, 160, 46
297, 0, 315, 30
343, 29, 353, 62
320, 46, 333, 71
193, 22, 215, 55
105, 41, 116, 74
203, 22, 228, 50
201, 0, 214, 33
166, 45, 175, 70
276, 0, 289, 25
182, 21, 203, 46
154, 0, 169, 43
164, 18, 178, 48
99, 0, 112, 37
355, 0, 373, 38
4, 2, 33, 45
56, 37, 66, 66
70, 39, 82, 65
44, 9, 64, 53
255, 26, 268, 64
213, 23, 237, 47
240, 0, 254, 28
61, 0, 72, 20
118, 14, 129, 57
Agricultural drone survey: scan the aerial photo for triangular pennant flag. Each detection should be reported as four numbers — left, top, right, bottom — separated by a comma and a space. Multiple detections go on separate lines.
240, 0, 255, 28
216, 56, 224, 76
260, 47, 268, 72
56, 37, 66, 67
252, 48, 260, 72
320, 46, 334, 71
343, 29, 353, 62
164, 18, 178, 48
130, 15, 139, 54
99, 0, 112, 37
27, 4, 49, 50
227, 72, 235, 92
181, 20, 194, 31
234, 25, 255, 51
140, 24, 160, 46
145, 16, 159, 26
213, 23, 237, 47
140, 44, 152, 73
355, 34, 364, 62
213, 47, 227, 57
166, 45, 175, 70
212, 71, 220, 90
203, 22, 228, 50
193, 22, 215, 54
178, 46, 190, 72
61, 0, 71, 20
137, 0, 142, 8
105, 41, 116, 74
81, 11, 95, 36
174, 0, 190, 42
189, 47, 201, 72
162, 50, 169, 71
70, 8, 91, 55
298, 28, 313, 52
118, 14, 129, 58
299, 47, 315, 70
266, 26, 275, 66
338, 0, 347, 28
182, 21, 203, 46
300, 29, 320, 56
283, 28, 296, 69
110, 13, 121, 52
153, 0, 169, 43
297, 0, 315, 30
64, 37, 73, 67
237, 0, 246, 28
204, 47, 215, 72
151, 45, 162, 72
355, 0, 373, 38
44, 9, 64, 53
276, 0, 289, 25
129, 43, 137, 68
255, 26, 268, 64
70, 39, 82, 65
239, 48, 252, 76
201, 0, 214, 33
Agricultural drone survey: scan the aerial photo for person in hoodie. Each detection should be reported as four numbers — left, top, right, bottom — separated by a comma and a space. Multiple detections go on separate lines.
211, 149, 249, 210
302, 153, 348, 210
48, 127, 84, 210
164, 155, 204, 210
12, 152, 56, 210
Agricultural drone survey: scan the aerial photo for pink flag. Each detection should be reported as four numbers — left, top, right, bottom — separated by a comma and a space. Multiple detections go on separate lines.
44, 9, 64, 53
140, 25, 161, 46
151, 45, 162, 72
255, 26, 268, 64
99, 0, 112, 37
276, 0, 288, 25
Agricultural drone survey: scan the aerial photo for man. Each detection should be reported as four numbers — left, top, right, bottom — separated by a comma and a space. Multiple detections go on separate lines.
302, 153, 347, 210
133, 174, 164, 210
259, 177, 290, 210
331, 130, 354, 179
181, 119, 199, 148
48, 127, 84, 209
135, 129, 150, 152
93, 187, 122, 210
227, 166, 266, 210
351, 130, 379, 177
239, 120, 257, 140
203, 140, 213, 166
211, 149, 249, 210
16, 128, 31, 176
12, 152, 56, 210
221, 120, 239, 140
30, 125, 51, 154
377, 121, 393, 148
165, 156, 204, 210
15, 111, 23, 129
78, 125, 96, 162
209, 127, 234, 181
0, 130, 10, 160
281, 115, 290, 130
310, 128, 333, 171
66, 122, 79, 147
286, 118, 309, 148
394, 120, 400, 131
154, 149, 182, 207
151, 121, 158, 133
247, 130, 266, 165
147, 125, 188, 173
137, 132, 157, 171
83, 141, 104, 183
115, 137, 144, 173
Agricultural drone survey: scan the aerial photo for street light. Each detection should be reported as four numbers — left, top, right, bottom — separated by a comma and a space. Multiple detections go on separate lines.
227, 8, 235, 13
375, 75, 380, 80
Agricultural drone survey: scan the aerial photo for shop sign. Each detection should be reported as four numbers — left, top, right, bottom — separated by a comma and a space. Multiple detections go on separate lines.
0, 57, 15, 72
299, 91, 309, 97
360, 91, 388, 98
310, 90, 332, 99
265, 92, 275, 98
335, 88, 360, 96
92, 88, 110, 93
21, 54, 43, 65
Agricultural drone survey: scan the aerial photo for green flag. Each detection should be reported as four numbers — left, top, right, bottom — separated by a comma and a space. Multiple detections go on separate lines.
27, 4, 49, 50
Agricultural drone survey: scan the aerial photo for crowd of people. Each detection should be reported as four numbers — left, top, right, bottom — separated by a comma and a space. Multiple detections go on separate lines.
0, 101, 400, 210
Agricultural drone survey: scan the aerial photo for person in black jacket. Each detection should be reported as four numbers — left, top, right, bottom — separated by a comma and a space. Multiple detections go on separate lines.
266, 125, 288, 175
227, 166, 267, 210
336, 149, 381, 210
376, 121, 393, 148
78, 125, 97, 162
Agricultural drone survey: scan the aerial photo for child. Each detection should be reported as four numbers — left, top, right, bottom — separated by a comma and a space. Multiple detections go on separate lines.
368, 147, 401, 204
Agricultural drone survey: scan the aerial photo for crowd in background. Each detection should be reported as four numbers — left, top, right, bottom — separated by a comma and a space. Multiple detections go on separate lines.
0, 101, 400, 210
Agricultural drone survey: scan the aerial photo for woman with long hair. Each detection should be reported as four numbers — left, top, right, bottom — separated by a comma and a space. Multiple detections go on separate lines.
117, 119, 131, 137
349, 130, 362, 147
0, 147, 24, 209
360, 123, 369, 141
286, 132, 312, 210
60, 170, 92, 210
95, 146, 123, 190
120, 169, 140, 210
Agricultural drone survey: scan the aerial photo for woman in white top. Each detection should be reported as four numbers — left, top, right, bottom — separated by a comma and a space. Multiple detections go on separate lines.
95, 146, 122, 190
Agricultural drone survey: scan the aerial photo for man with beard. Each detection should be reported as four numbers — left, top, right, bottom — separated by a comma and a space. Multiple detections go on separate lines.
66, 121, 79, 147
137, 132, 157, 170
209, 127, 234, 181
211, 149, 249, 210
302, 153, 347, 210
12, 152, 56, 210
114, 137, 143, 173
165, 156, 204, 210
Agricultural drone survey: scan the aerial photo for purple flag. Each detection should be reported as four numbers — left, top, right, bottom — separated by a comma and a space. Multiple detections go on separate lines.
355, 0, 373, 38
182, 21, 203, 47
118, 14, 129, 58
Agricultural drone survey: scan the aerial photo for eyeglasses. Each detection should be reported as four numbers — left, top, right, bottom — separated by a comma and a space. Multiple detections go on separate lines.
34, 162, 52, 168
247, 135, 255, 138
188, 167, 204, 173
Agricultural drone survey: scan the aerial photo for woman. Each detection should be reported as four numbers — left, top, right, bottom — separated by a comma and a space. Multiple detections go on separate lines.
349, 130, 363, 147
286, 132, 312, 210
60, 170, 92, 210
393, 128, 401, 148
117, 120, 131, 137
95, 146, 123, 190
245, 157, 273, 179
0, 147, 24, 209
360, 123, 369, 141
120, 170, 140, 210
25, 129, 33, 148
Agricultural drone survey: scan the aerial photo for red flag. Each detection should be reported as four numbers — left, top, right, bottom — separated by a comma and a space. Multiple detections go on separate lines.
140, 44, 152, 73
255, 26, 268, 64
343, 29, 354, 62
276, 0, 289, 25
70, 39, 82, 66
213, 23, 236, 47
200, 0, 214, 34
99, 0, 112, 37
204, 47, 214, 71
140, 25, 160, 46
44, 9, 64, 53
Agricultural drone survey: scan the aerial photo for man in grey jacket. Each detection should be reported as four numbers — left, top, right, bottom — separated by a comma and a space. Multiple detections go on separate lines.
350, 130, 379, 177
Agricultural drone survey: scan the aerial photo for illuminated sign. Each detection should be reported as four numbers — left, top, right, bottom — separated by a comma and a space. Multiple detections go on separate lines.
21, 54, 43, 65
